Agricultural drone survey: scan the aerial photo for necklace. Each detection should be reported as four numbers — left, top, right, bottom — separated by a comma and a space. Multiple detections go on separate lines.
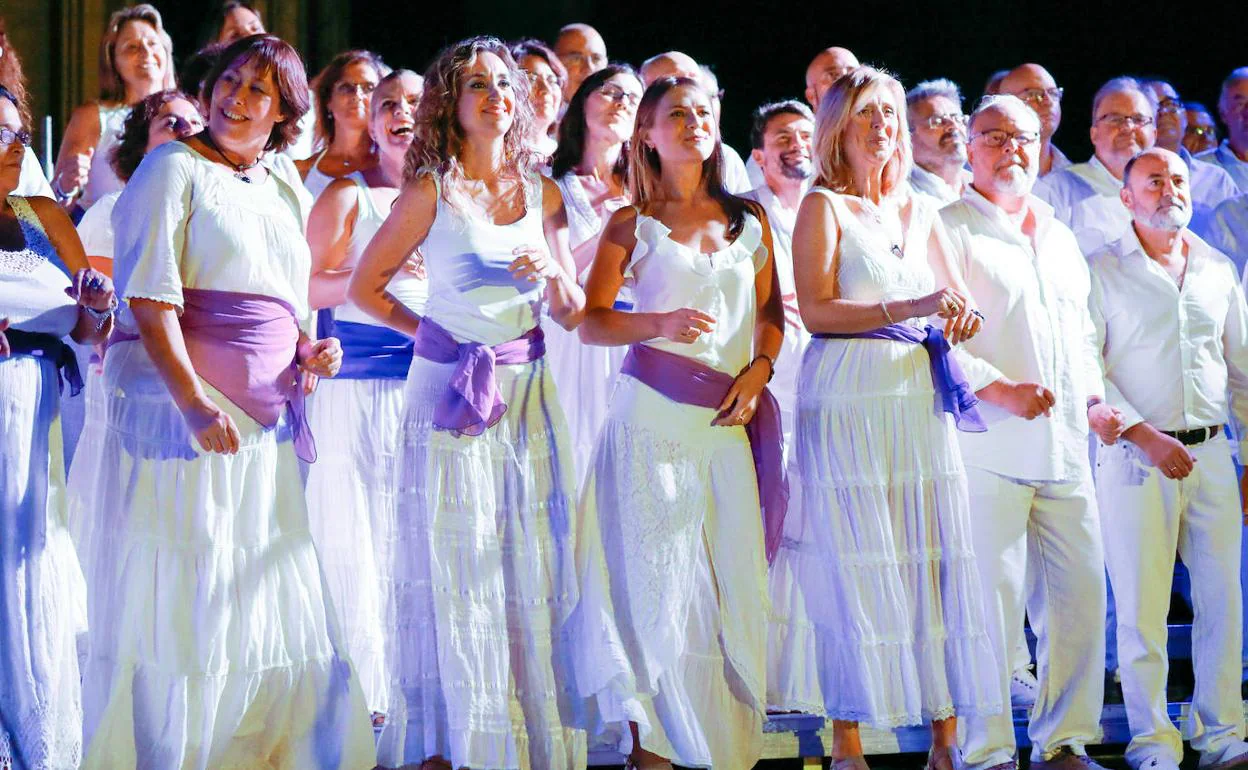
856, 196, 905, 259
200, 131, 262, 182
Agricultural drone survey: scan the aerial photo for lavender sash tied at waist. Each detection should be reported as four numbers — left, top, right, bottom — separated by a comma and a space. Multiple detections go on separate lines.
412, 316, 546, 437
6, 329, 84, 396
179, 288, 317, 462
815, 323, 987, 433
620, 343, 789, 564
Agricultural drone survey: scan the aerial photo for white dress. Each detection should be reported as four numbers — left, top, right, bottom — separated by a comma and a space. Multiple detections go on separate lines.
376, 172, 586, 770
572, 208, 770, 770
0, 197, 87, 770
305, 178, 428, 716
71, 141, 376, 769
783, 188, 1000, 726
79, 103, 128, 211
541, 173, 629, 480
303, 149, 367, 200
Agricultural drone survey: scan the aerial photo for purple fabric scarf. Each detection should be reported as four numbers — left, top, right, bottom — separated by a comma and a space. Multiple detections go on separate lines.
815, 323, 987, 433
412, 316, 546, 437
179, 288, 316, 462
620, 343, 789, 564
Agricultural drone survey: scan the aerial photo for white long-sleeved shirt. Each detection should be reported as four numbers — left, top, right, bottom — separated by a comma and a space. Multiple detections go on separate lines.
909, 164, 970, 206
1034, 155, 1131, 258
1197, 140, 1248, 194
941, 186, 1104, 482
1203, 192, 1248, 279
1088, 227, 1248, 457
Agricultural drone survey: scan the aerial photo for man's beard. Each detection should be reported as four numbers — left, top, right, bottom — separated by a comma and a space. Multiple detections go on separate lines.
1145, 200, 1191, 230
780, 156, 813, 180
993, 164, 1034, 196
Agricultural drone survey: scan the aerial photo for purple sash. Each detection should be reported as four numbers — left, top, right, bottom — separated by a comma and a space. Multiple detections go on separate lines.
179, 288, 317, 462
620, 343, 789, 564
412, 317, 546, 437
815, 323, 987, 433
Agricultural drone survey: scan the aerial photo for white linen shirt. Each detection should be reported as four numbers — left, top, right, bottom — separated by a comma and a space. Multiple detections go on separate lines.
1197, 140, 1248, 194
909, 165, 970, 206
1181, 147, 1241, 237
1088, 228, 1248, 457
1033, 155, 1131, 258
1042, 143, 1073, 177
1203, 193, 1248, 278
941, 187, 1104, 482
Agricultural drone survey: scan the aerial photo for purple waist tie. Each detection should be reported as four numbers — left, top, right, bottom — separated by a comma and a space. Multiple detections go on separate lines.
412, 316, 546, 437
620, 343, 789, 564
179, 288, 316, 462
815, 323, 987, 433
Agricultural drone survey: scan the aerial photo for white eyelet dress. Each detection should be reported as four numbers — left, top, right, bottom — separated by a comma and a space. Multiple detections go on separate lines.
570, 209, 771, 770
782, 187, 1001, 726
376, 171, 586, 770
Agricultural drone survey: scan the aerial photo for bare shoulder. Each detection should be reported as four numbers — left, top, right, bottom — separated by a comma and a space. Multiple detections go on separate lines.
540, 174, 565, 216
26, 195, 75, 234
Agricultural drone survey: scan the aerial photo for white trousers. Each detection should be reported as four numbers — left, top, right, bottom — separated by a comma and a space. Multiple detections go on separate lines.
1096, 434, 1245, 767
960, 467, 1107, 769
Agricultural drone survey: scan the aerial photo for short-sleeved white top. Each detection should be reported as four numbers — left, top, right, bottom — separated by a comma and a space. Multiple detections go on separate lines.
112, 141, 313, 320
628, 207, 768, 375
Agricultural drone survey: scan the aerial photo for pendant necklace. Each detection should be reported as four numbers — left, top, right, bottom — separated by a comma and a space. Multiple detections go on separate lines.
859, 197, 904, 259
201, 132, 262, 183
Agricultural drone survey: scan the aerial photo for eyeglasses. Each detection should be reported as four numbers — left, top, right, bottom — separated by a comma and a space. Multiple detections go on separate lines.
334, 81, 377, 97
1096, 113, 1154, 129
1011, 87, 1064, 105
1156, 99, 1183, 115
971, 129, 1039, 148
525, 71, 561, 90
1187, 126, 1216, 137
598, 85, 640, 108
0, 127, 31, 147
560, 51, 607, 70
923, 113, 968, 130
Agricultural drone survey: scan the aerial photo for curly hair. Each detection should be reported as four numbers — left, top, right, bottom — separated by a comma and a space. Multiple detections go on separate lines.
109, 89, 190, 182
97, 4, 177, 103
0, 18, 29, 129
813, 65, 912, 197
626, 76, 747, 239
403, 36, 543, 196
201, 35, 310, 153
311, 49, 390, 150
551, 63, 638, 180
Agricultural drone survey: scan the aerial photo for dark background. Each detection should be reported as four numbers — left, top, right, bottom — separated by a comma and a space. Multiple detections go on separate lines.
160, 0, 1242, 161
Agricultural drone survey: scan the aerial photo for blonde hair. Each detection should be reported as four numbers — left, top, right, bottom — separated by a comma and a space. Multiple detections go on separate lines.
98, 4, 176, 103
813, 65, 912, 197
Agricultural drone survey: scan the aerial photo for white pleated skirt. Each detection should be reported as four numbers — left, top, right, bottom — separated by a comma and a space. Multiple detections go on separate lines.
70, 340, 376, 770
376, 354, 586, 770
0, 355, 86, 770
306, 376, 406, 715
541, 318, 626, 484
781, 335, 1001, 727
572, 373, 768, 770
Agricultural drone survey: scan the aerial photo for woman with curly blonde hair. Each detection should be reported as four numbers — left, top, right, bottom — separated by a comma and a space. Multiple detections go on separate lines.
348, 35, 586, 770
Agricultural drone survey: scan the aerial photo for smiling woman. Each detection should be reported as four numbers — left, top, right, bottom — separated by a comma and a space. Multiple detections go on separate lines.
297, 49, 390, 199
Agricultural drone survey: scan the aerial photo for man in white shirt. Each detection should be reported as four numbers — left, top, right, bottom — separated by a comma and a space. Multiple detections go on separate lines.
1035, 77, 1156, 257
1143, 80, 1240, 235
1197, 68, 1248, 193
997, 64, 1071, 177
553, 23, 607, 104
1207, 193, 1248, 276
803, 46, 859, 111
945, 95, 1121, 770
905, 78, 970, 204
1088, 147, 1248, 770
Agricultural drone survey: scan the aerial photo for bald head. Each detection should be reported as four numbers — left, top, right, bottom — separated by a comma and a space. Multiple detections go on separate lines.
554, 23, 607, 100
640, 51, 701, 87
804, 46, 859, 110
997, 63, 1062, 139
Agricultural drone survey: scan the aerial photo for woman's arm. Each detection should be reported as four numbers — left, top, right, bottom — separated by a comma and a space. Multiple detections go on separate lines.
533, 175, 585, 330
578, 206, 715, 347
925, 213, 982, 344
29, 197, 115, 343
52, 103, 102, 206
307, 178, 360, 310
347, 174, 437, 338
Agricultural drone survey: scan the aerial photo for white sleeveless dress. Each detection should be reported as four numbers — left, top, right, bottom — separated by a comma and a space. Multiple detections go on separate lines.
571, 209, 770, 770
78, 103, 128, 211
0, 197, 87, 770
306, 178, 427, 716
376, 171, 586, 770
781, 187, 1000, 726
303, 148, 367, 200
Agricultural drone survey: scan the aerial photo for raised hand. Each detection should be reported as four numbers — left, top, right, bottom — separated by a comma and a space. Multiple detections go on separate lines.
657, 307, 717, 344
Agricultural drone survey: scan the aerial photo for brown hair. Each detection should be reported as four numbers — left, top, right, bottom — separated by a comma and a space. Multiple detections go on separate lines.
0, 18, 30, 129
812, 65, 912, 197
311, 49, 390, 149
110, 89, 192, 181
201, 35, 310, 153
626, 76, 748, 238
98, 4, 177, 103
403, 36, 543, 194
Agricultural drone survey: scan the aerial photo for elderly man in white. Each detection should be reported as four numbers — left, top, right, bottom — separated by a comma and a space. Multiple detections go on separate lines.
1198, 68, 1248, 193
1035, 76, 1156, 257
1089, 146, 1248, 770
998, 63, 1072, 178
944, 95, 1121, 770
906, 78, 971, 204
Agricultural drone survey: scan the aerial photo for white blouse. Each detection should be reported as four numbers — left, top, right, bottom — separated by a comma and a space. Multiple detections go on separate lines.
113, 141, 313, 320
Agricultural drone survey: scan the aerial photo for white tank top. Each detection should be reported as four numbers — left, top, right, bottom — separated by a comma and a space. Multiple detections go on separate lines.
302, 148, 366, 200
420, 170, 548, 345
80, 103, 129, 210
332, 177, 428, 325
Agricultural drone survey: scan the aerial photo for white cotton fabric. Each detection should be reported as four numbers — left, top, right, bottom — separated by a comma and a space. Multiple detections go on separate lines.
16, 147, 54, 199
306, 178, 427, 714
71, 141, 376, 769
75, 191, 119, 262
0, 197, 86, 770
1033, 155, 1132, 257
780, 188, 1000, 727
376, 172, 586, 770
1203, 192, 1248, 278
301, 148, 368, 201
1198, 141, 1248, 194
78, 103, 128, 210
570, 210, 770, 770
